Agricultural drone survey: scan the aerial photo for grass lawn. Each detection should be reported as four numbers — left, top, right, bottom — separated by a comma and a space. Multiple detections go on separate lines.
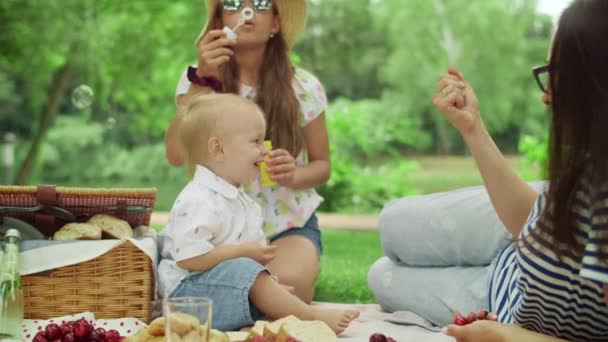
408, 155, 525, 194
314, 230, 383, 303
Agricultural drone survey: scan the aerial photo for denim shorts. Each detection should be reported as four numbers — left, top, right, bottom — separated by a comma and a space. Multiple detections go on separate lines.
269, 213, 323, 255
169, 257, 267, 331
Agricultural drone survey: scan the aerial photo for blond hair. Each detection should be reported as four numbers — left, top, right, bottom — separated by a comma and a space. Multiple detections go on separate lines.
177, 94, 263, 176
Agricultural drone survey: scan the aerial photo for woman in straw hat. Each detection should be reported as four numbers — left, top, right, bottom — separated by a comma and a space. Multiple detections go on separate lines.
165, 0, 331, 305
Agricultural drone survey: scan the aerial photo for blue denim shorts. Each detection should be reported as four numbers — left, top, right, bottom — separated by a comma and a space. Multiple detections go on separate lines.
169, 257, 266, 331
269, 213, 323, 255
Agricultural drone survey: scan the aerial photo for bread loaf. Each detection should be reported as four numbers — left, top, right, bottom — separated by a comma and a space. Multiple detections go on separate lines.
53, 222, 101, 240
276, 321, 337, 342
88, 214, 133, 239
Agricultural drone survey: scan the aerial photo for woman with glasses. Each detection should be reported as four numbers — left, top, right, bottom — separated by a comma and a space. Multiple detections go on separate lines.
165, 0, 331, 306
369, 0, 608, 341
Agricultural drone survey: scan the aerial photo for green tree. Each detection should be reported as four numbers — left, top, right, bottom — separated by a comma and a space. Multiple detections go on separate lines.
0, 0, 204, 184
374, 0, 552, 153
295, 0, 388, 100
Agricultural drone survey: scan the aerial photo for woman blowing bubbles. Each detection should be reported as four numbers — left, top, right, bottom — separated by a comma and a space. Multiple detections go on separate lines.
165, 0, 331, 304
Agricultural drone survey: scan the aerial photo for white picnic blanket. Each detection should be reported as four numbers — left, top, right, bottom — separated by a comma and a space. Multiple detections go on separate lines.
312, 302, 454, 342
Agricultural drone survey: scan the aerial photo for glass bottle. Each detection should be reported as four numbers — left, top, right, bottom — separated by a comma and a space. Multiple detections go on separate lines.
0, 229, 24, 340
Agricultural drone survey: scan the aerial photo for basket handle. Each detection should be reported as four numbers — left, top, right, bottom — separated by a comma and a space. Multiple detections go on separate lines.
34, 185, 58, 237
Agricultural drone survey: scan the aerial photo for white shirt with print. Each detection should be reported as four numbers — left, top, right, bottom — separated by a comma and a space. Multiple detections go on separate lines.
157, 165, 267, 297
176, 67, 327, 235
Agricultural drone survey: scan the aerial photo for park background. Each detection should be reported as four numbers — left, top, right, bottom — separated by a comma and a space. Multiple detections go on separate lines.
0, 0, 570, 303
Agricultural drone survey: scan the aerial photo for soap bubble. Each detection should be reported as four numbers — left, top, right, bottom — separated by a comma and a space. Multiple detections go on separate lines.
71, 85, 94, 110
105, 116, 116, 130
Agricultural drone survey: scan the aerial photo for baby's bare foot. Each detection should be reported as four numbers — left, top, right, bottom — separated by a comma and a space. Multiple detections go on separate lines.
312, 308, 360, 334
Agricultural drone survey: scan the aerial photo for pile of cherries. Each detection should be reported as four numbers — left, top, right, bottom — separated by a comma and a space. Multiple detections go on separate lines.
32, 318, 123, 342
453, 310, 492, 326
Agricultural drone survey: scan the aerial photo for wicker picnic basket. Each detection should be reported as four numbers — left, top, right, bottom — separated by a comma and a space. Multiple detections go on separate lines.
0, 185, 157, 322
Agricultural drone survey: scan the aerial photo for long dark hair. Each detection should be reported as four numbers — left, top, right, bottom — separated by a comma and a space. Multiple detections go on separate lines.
537, 0, 608, 260
210, 6, 303, 157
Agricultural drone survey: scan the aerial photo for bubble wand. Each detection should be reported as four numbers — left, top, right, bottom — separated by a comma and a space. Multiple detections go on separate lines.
222, 7, 255, 40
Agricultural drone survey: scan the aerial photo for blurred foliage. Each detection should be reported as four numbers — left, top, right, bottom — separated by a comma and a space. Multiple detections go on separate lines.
519, 133, 549, 180
0, 0, 553, 213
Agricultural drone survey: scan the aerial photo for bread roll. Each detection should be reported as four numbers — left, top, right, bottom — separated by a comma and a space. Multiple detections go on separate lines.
88, 214, 133, 239
276, 321, 337, 342
263, 315, 300, 340
53, 222, 101, 240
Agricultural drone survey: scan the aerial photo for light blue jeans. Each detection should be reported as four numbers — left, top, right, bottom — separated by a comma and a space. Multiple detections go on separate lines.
170, 257, 266, 331
367, 182, 547, 326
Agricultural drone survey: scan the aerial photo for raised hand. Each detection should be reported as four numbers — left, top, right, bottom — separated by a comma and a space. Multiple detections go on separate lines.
196, 29, 237, 79
431, 67, 481, 135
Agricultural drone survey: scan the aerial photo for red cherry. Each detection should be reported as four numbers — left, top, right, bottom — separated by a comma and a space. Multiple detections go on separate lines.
285, 338, 300, 342
104, 329, 121, 342
249, 337, 267, 342
73, 319, 92, 338
454, 316, 468, 326
32, 331, 49, 342
45, 323, 62, 340
465, 312, 476, 324
60, 321, 75, 336
90, 327, 106, 341
62, 331, 76, 342
369, 333, 388, 342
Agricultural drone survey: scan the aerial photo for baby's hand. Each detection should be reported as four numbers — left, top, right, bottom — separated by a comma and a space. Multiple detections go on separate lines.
241, 241, 277, 265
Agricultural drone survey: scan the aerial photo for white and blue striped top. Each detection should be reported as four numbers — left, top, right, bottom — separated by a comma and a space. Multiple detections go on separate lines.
489, 183, 608, 341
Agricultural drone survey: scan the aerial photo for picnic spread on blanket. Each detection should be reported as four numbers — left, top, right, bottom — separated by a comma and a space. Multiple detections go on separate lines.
0, 185, 451, 342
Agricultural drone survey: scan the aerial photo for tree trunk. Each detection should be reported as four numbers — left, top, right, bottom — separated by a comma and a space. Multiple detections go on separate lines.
15, 63, 73, 185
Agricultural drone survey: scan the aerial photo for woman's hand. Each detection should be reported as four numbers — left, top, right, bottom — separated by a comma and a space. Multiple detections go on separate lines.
442, 320, 509, 342
432, 67, 481, 136
266, 149, 297, 186
196, 30, 237, 78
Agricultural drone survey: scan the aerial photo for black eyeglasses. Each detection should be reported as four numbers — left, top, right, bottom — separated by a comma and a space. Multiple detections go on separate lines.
221, 0, 272, 11
533, 65, 549, 93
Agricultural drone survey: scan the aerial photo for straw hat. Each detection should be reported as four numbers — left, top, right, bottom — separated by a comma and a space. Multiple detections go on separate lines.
196, 0, 307, 49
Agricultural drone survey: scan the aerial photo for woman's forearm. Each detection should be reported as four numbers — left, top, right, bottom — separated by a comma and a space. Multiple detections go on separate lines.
463, 122, 539, 238
290, 160, 331, 190
504, 324, 569, 342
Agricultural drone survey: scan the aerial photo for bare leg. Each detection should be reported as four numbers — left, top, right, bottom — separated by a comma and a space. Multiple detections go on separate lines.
267, 236, 319, 303
249, 272, 359, 334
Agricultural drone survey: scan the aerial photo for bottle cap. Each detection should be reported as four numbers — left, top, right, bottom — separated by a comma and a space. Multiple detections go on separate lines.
4, 229, 21, 240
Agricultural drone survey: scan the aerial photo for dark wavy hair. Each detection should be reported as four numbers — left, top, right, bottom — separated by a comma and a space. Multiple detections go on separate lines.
536, 0, 608, 260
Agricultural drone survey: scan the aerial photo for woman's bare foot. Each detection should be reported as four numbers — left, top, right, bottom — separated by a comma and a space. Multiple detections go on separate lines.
311, 308, 360, 334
